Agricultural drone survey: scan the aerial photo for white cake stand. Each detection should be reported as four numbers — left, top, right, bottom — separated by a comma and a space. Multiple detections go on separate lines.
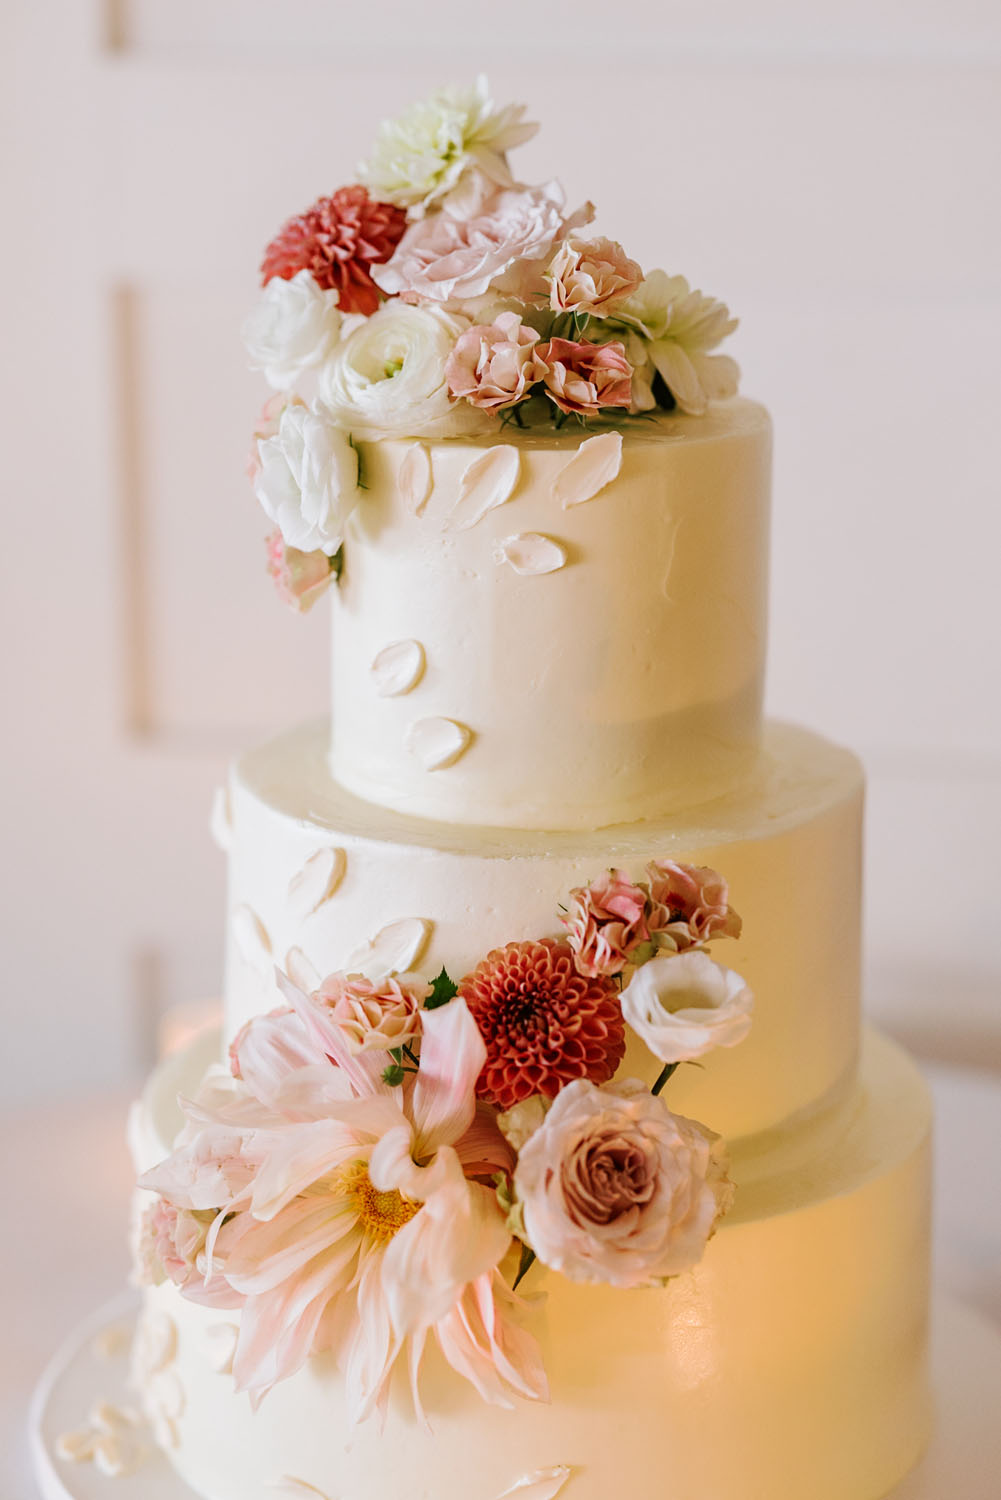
30, 1289, 1001, 1500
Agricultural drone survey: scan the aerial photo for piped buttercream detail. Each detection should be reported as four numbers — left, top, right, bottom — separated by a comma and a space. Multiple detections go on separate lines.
286, 946, 322, 992
496, 533, 568, 575
497, 1467, 574, 1499
371, 639, 426, 697
399, 441, 433, 515
287, 847, 347, 920
209, 785, 233, 853
232, 905, 273, 972
131, 1308, 185, 1450
449, 444, 520, 530
56, 1403, 149, 1478
552, 431, 623, 508
91, 1322, 132, 1361
344, 917, 432, 980
405, 715, 473, 770
201, 1322, 240, 1376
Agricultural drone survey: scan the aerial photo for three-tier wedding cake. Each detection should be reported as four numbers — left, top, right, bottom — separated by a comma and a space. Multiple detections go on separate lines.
75, 79, 932, 1500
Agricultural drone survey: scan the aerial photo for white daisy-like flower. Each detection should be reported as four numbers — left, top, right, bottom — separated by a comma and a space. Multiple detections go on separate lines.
358, 76, 538, 215
614, 270, 740, 415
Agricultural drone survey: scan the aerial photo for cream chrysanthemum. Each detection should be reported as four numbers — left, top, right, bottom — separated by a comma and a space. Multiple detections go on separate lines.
358, 75, 538, 215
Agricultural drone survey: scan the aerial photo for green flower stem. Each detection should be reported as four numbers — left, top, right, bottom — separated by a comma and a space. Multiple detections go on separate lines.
651, 1062, 679, 1096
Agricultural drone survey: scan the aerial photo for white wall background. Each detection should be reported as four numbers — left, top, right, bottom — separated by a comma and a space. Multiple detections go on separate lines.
3, 0, 999, 1110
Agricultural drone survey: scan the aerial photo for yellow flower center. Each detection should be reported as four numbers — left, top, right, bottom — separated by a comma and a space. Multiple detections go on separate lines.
336, 1159, 421, 1242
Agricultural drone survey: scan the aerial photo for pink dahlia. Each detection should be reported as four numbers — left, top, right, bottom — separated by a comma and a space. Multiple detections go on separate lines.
459, 939, 625, 1110
261, 186, 407, 317
646, 860, 742, 950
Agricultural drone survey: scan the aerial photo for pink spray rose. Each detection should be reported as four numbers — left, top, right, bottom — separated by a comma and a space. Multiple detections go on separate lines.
445, 311, 545, 410
646, 860, 742, 951
513, 1077, 733, 1288
134, 1198, 217, 1295
245, 393, 291, 481
265, 530, 337, 614
535, 338, 632, 416
311, 970, 430, 1054
562, 868, 652, 978
546, 235, 643, 317
373, 180, 569, 305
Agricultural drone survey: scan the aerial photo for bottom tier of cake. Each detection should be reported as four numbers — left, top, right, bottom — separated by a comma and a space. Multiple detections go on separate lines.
129, 1027, 932, 1500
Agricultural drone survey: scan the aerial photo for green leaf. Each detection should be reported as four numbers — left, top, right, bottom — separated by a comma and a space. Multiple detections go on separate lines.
381, 1063, 406, 1087
329, 545, 344, 583
425, 966, 459, 1010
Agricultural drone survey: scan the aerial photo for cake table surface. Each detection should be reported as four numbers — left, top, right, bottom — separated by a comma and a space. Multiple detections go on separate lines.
5, 1060, 1000, 1500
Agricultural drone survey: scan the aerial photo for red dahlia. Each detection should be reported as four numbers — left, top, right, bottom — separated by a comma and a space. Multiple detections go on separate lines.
459, 939, 625, 1110
260, 186, 407, 317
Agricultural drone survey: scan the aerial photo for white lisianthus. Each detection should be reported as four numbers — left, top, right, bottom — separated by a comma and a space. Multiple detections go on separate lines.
241, 269, 343, 391
620, 951, 754, 1065
358, 75, 538, 215
253, 401, 359, 556
614, 270, 740, 415
319, 301, 493, 440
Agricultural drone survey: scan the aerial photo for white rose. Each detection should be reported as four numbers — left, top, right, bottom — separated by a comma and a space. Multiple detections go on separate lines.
319, 301, 492, 440
242, 270, 342, 391
620, 951, 754, 1065
614, 270, 739, 416
253, 402, 359, 556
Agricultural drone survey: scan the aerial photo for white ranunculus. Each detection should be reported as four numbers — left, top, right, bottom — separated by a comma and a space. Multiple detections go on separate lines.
620, 951, 754, 1065
358, 75, 538, 215
614, 270, 740, 415
242, 270, 342, 391
253, 401, 359, 556
319, 301, 492, 440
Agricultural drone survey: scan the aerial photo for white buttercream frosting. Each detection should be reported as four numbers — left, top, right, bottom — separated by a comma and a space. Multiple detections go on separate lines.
330, 400, 771, 829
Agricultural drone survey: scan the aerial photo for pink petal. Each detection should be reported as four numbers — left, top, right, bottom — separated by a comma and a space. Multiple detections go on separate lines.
233, 1008, 326, 1107
276, 969, 391, 1098
411, 999, 486, 1155
379, 1171, 511, 1336
224, 1198, 359, 1295
248, 1119, 361, 1220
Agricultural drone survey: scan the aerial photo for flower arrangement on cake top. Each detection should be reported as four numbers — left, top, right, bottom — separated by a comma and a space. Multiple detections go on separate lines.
242, 77, 740, 612
136, 860, 752, 1422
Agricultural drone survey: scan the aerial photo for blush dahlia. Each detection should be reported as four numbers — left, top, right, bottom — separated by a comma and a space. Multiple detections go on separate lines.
260, 186, 407, 317
459, 939, 625, 1110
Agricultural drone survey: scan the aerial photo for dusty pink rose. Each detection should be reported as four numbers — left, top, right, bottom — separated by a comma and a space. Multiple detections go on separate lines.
547, 235, 643, 316
134, 1198, 215, 1294
265, 530, 337, 614
311, 971, 430, 1053
646, 860, 742, 951
373, 181, 568, 305
562, 868, 652, 978
445, 311, 545, 410
513, 1077, 733, 1288
536, 337, 632, 416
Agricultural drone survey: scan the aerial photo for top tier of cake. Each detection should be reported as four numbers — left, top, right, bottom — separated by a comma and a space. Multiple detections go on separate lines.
331, 398, 771, 830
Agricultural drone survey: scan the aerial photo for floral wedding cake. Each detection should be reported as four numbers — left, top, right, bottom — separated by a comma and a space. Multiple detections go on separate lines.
70, 79, 932, 1500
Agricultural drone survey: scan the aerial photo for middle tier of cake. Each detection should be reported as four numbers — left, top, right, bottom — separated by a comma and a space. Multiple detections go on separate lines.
219, 719, 863, 1143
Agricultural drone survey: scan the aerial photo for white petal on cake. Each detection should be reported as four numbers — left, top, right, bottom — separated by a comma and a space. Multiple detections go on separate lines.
398, 441, 433, 516
209, 785, 233, 852
371, 639, 426, 697
448, 445, 520, 530
201, 1323, 239, 1375
496, 1467, 574, 1499
344, 916, 432, 980
495, 533, 568, 576
231, 905, 272, 971
552, 431, 623, 508
285, 946, 321, 992
405, 716, 473, 770
287, 847, 347, 920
